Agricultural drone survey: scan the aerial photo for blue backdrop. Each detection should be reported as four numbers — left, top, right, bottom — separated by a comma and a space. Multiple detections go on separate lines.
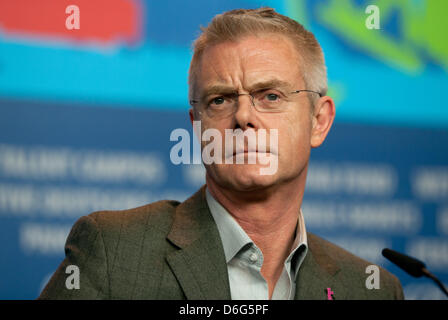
0, 0, 447, 299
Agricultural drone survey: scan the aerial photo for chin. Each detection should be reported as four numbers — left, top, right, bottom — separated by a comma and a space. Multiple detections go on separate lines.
211, 163, 279, 191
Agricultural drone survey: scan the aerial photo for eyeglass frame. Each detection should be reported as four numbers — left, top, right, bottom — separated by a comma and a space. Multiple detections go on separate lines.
189, 89, 322, 117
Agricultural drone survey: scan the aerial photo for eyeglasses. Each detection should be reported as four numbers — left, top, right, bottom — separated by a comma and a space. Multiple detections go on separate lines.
190, 89, 322, 119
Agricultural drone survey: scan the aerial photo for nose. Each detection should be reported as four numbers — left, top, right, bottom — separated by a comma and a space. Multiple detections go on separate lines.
238, 93, 255, 107
234, 94, 257, 130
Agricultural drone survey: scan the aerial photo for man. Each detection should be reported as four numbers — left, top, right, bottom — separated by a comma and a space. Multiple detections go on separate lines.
38, 8, 404, 300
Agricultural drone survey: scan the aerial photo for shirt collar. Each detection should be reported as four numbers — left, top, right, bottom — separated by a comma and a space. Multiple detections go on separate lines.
206, 188, 252, 263
205, 187, 308, 272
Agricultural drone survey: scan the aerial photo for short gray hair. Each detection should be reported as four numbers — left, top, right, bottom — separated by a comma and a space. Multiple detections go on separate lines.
188, 7, 327, 105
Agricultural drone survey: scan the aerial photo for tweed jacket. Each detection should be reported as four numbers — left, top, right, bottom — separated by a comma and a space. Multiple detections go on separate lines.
38, 186, 404, 300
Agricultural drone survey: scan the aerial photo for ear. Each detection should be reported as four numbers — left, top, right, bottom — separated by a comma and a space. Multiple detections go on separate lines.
310, 96, 336, 148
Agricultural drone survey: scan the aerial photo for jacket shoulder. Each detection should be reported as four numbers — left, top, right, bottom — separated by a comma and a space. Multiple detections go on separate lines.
38, 199, 183, 299
307, 232, 404, 299
308, 232, 375, 267
87, 199, 181, 237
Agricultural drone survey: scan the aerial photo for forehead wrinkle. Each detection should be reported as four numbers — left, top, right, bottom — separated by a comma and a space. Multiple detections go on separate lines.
198, 46, 229, 83
199, 53, 244, 99
239, 48, 302, 91
200, 77, 291, 99
196, 35, 303, 99
246, 79, 293, 92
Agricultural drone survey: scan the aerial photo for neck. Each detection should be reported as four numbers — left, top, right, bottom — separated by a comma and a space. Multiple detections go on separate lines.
205, 173, 306, 249
206, 172, 307, 297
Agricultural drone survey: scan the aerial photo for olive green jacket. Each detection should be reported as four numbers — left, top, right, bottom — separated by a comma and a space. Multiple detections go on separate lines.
38, 186, 404, 300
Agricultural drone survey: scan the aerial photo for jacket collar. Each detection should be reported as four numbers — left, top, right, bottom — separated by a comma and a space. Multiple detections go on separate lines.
166, 186, 231, 299
166, 185, 344, 300
294, 233, 346, 300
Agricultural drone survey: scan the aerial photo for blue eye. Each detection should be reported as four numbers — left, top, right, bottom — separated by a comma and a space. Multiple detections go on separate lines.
266, 93, 279, 101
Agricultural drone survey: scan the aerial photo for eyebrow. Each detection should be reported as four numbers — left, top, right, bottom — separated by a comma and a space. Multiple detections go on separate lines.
199, 85, 237, 101
199, 79, 292, 101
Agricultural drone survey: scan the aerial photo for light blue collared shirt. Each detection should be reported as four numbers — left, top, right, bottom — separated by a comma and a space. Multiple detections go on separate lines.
205, 188, 308, 300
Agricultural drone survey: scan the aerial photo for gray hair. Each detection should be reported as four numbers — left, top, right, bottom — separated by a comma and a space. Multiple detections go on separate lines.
188, 7, 327, 107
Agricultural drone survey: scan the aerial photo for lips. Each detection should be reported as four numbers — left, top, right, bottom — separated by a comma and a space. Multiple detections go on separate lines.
233, 148, 270, 156
228, 142, 278, 159
221, 128, 278, 159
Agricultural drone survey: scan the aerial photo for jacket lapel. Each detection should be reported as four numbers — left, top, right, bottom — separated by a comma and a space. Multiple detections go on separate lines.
295, 233, 349, 300
166, 186, 231, 300
166, 187, 349, 300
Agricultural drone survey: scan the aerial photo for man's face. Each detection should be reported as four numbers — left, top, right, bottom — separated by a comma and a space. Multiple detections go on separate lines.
191, 34, 318, 192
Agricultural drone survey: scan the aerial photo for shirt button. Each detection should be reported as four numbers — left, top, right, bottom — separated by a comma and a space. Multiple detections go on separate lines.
249, 253, 258, 263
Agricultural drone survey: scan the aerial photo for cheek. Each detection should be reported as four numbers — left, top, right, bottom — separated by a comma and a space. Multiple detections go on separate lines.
277, 115, 312, 158
198, 119, 230, 152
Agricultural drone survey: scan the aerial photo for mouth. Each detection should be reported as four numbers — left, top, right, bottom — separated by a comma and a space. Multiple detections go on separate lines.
233, 150, 270, 156
224, 143, 278, 159
231, 145, 277, 157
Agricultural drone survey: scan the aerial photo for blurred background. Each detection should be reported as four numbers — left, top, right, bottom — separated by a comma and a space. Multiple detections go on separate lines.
0, 0, 447, 299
